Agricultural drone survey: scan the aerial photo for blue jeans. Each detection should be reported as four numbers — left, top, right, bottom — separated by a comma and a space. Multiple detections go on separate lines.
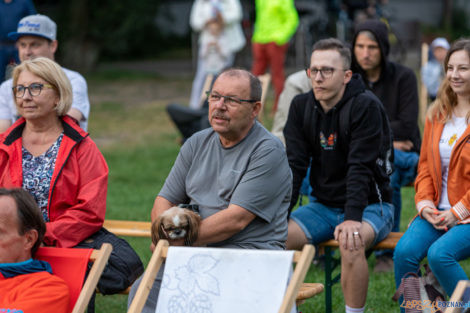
291, 200, 394, 246
394, 217, 470, 304
391, 149, 419, 232
376, 149, 419, 258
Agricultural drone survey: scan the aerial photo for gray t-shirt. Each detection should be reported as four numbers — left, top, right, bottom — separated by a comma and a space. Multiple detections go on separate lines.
159, 121, 292, 250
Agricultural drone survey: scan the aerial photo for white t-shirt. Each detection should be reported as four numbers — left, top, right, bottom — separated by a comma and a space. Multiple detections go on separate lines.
0, 67, 90, 131
438, 116, 468, 209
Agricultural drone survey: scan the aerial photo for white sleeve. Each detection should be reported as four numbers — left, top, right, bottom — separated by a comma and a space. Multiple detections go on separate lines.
0, 79, 15, 122
66, 70, 90, 122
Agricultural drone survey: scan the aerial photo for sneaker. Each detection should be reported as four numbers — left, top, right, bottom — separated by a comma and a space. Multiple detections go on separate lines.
374, 255, 394, 273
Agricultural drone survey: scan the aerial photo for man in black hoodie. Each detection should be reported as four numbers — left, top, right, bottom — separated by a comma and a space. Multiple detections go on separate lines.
352, 19, 421, 272
284, 38, 393, 313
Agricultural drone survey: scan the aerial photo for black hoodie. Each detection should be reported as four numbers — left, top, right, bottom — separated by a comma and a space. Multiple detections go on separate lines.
284, 74, 392, 222
351, 19, 421, 152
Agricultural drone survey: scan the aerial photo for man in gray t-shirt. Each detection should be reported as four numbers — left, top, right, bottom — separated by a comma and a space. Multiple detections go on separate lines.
155, 68, 292, 250
128, 68, 292, 313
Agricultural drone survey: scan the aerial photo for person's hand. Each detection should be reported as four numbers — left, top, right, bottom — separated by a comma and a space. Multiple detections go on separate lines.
435, 210, 458, 231
393, 140, 414, 151
421, 206, 441, 227
334, 220, 364, 251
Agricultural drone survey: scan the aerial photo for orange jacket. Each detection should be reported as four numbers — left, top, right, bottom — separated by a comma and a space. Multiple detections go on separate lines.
415, 116, 470, 223
0, 271, 69, 313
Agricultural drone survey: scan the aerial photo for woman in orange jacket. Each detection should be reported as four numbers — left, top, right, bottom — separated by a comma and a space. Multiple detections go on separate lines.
394, 39, 470, 304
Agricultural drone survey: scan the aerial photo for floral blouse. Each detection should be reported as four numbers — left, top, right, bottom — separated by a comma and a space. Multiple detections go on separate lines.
22, 133, 64, 222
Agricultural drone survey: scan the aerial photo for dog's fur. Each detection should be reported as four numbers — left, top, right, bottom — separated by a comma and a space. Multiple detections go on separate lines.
151, 206, 201, 246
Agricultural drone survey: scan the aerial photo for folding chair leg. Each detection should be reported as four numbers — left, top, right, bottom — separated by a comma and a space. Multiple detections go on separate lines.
324, 246, 333, 313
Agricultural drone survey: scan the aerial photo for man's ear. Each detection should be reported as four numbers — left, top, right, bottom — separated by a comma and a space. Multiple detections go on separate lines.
23, 229, 38, 251
343, 70, 353, 84
49, 40, 58, 54
252, 101, 262, 118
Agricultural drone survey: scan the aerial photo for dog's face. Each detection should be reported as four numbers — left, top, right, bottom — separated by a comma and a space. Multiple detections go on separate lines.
151, 206, 201, 246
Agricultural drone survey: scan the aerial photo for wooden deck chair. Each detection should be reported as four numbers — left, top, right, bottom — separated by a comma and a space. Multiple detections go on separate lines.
128, 240, 317, 313
445, 280, 470, 313
257, 73, 271, 122
419, 42, 429, 126
197, 73, 214, 109
36, 243, 112, 313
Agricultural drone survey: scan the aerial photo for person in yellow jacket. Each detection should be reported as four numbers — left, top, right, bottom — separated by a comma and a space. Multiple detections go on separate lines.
251, 0, 299, 112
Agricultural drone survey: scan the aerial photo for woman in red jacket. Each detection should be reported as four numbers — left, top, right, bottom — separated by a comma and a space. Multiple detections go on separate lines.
0, 57, 108, 248
394, 38, 470, 304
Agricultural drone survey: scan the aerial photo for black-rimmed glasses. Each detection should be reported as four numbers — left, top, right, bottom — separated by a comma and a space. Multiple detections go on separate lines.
206, 91, 258, 107
306, 67, 348, 79
12, 83, 55, 98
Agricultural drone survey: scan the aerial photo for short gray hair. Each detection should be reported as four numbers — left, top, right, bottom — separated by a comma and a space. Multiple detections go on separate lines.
219, 68, 262, 102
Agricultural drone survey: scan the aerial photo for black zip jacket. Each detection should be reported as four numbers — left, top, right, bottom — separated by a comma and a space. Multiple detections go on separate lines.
352, 19, 421, 152
284, 74, 392, 221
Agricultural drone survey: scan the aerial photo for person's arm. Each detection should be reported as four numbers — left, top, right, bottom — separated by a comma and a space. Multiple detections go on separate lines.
272, 71, 311, 145
220, 0, 243, 25
67, 72, 90, 128
390, 68, 419, 144
67, 108, 83, 123
414, 118, 438, 216
190, 0, 210, 31
0, 119, 12, 133
284, 93, 312, 211
0, 80, 14, 132
344, 100, 384, 222
44, 137, 108, 247
195, 204, 256, 245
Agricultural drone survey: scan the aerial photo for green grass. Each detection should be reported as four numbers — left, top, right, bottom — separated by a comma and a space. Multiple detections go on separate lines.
87, 73, 468, 313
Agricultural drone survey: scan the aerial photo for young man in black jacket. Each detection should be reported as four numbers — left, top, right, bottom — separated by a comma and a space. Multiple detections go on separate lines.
352, 19, 421, 272
284, 38, 394, 313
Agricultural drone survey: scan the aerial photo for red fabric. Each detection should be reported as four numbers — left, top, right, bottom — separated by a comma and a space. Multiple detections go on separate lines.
0, 116, 109, 247
36, 247, 92, 312
0, 270, 69, 313
251, 42, 289, 110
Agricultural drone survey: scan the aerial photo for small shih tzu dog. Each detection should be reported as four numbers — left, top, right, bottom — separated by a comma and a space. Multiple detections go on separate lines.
151, 206, 201, 246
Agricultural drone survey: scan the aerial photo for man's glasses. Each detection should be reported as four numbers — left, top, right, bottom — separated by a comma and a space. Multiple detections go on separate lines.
12, 83, 55, 98
306, 67, 347, 79
205, 91, 258, 107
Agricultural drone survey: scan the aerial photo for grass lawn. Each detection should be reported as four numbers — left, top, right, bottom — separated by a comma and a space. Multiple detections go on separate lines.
85, 67, 469, 313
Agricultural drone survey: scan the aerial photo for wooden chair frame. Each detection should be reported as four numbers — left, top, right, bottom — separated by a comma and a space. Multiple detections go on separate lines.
445, 280, 470, 313
128, 240, 316, 313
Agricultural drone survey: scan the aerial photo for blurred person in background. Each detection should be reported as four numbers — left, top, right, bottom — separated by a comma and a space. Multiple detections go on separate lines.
351, 19, 421, 272
421, 37, 450, 101
251, 0, 299, 113
0, 0, 35, 82
189, 0, 245, 109
0, 14, 90, 132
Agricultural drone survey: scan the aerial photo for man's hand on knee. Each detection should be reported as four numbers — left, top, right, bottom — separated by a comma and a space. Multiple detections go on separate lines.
334, 220, 364, 251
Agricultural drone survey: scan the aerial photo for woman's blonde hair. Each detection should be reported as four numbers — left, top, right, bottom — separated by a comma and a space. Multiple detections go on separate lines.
12, 57, 72, 116
427, 38, 470, 123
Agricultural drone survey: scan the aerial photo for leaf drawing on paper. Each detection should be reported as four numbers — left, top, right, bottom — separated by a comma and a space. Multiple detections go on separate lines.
165, 254, 220, 313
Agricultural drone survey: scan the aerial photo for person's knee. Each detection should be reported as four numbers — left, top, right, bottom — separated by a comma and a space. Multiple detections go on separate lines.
339, 242, 366, 267
286, 219, 308, 250
428, 241, 450, 268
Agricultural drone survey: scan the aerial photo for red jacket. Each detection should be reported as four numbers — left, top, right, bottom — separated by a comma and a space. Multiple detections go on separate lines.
0, 116, 108, 247
415, 116, 470, 223
0, 270, 69, 313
